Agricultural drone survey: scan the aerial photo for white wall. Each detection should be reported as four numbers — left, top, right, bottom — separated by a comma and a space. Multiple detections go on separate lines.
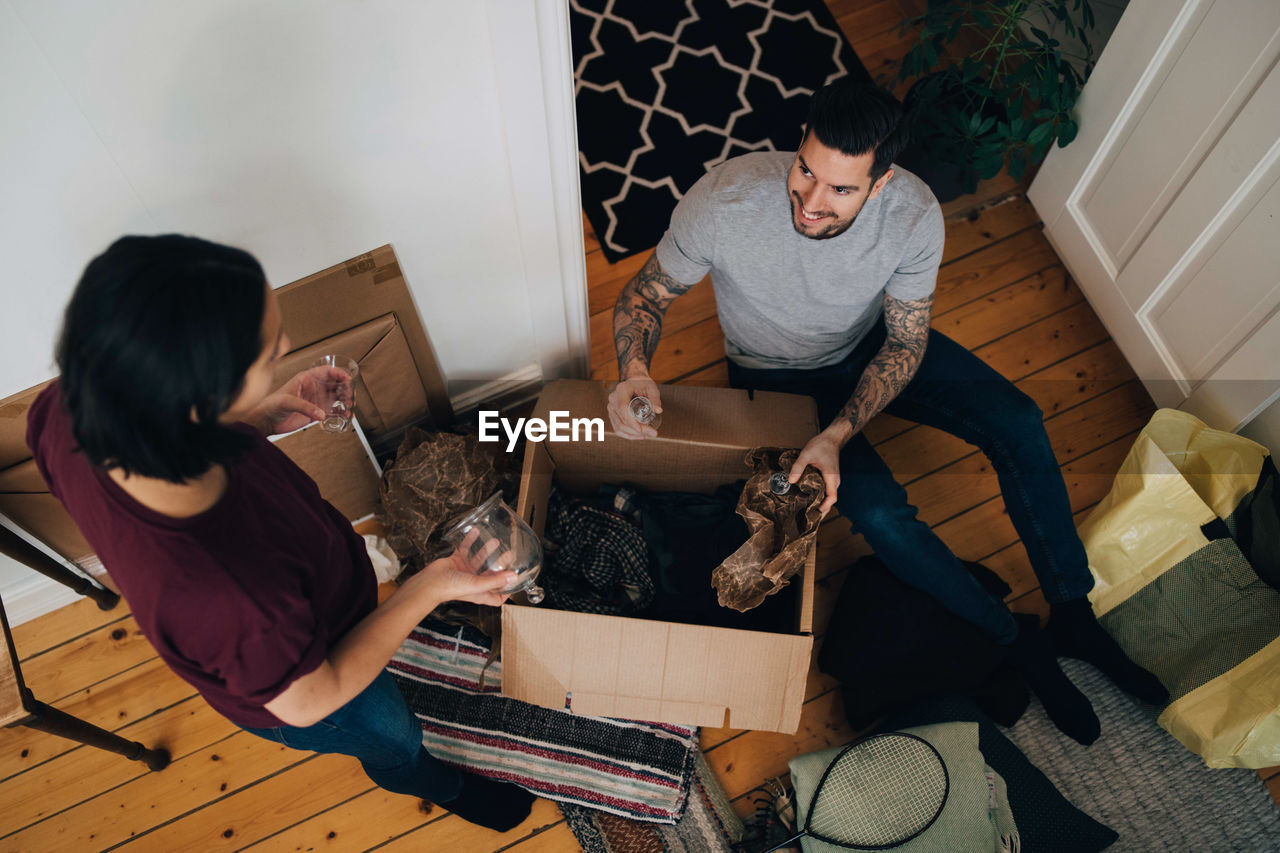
0, 0, 586, 617
1240, 396, 1280, 455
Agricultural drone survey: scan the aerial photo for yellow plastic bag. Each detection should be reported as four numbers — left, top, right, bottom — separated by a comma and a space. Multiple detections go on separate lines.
1078, 409, 1280, 769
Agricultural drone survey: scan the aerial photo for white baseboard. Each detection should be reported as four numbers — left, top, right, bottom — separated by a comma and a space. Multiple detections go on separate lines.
449, 364, 545, 414
0, 573, 86, 627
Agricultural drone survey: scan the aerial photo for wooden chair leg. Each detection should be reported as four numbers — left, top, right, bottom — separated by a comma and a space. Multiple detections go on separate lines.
17, 688, 170, 771
0, 524, 119, 610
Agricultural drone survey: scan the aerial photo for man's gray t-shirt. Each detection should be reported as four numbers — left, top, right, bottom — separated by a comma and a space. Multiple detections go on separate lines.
655, 151, 944, 370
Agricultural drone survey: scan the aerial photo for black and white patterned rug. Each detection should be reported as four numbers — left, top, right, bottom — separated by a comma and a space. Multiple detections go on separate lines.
571, 0, 870, 263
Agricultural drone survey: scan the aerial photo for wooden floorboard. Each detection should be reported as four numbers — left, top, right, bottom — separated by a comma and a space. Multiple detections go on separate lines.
2, 2, 1274, 849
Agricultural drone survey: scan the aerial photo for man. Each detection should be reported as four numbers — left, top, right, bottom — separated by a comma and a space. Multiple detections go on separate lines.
606, 80, 1166, 744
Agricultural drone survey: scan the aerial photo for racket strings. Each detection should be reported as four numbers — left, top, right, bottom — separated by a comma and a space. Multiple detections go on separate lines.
807, 734, 948, 847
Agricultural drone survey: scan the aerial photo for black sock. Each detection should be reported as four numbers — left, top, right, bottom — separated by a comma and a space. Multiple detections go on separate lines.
1010, 622, 1100, 746
1049, 599, 1170, 705
437, 769, 536, 832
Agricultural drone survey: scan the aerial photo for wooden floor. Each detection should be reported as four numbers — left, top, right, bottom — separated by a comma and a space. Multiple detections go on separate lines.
3, 3, 1278, 850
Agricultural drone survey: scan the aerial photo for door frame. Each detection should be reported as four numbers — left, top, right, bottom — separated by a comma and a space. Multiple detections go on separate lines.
486, 0, 591, 382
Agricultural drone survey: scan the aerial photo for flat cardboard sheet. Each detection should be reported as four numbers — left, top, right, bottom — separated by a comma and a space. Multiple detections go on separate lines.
275, 244, 450, 437
507, 379, 819, 733
271, 421, 382, 522
272, 313, 430, 442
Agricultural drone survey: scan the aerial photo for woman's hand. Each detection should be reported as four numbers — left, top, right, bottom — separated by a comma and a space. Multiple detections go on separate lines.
405, 530, 518, 608
247, 365, 349, 436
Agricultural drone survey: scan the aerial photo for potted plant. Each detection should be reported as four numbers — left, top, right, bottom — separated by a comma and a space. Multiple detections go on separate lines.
894, 0, 1098, 201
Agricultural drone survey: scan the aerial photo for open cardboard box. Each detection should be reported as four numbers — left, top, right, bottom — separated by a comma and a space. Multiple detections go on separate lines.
502, 379, 820, 734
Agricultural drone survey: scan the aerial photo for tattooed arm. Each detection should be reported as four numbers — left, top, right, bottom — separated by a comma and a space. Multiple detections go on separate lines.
607, 252, 696, 438
836, 292, 933, 436
788, 292, 934, 513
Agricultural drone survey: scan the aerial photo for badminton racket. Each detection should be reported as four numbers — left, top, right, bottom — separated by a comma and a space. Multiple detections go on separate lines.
760, 731, 949, 851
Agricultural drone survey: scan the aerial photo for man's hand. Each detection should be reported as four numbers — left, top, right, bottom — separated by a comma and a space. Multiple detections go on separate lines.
789, 424, 851, 515
249, 365, 349, 436
607, 374, 663, 440
611, 253, 694, 434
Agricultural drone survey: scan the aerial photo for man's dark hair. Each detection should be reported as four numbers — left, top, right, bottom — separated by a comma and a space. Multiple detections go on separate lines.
56, 234, 267, 483
805, 80, 907, 181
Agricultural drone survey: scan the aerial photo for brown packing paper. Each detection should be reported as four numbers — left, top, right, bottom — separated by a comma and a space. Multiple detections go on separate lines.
713, 447, 825, 612
379, 428, 501, 572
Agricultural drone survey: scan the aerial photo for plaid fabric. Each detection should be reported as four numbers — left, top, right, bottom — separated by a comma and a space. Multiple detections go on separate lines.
387, 620, 698, 823
561, 751, 745, 852
542, 487, 654, 615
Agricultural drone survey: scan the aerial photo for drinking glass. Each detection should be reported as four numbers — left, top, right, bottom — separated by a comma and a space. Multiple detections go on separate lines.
310, 355, 359, 433
443, 492, 545, 604
629, 395, 662, 429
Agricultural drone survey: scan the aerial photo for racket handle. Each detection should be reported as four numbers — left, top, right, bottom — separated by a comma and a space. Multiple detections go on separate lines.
757, 829, 805, 853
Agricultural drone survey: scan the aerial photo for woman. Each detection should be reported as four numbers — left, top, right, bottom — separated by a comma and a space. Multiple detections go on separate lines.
27, 234, 534, 831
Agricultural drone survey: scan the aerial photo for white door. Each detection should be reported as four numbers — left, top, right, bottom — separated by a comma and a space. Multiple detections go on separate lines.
1029, 0, 1280, 432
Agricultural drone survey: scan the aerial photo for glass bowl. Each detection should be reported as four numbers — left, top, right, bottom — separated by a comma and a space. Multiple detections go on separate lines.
442, 492, 545, 604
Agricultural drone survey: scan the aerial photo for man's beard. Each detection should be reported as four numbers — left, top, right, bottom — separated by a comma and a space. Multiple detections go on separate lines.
788, 190, 861, 240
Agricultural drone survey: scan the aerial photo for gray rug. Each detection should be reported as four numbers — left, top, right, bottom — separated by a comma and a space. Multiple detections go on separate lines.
1004, 658, 1280, 852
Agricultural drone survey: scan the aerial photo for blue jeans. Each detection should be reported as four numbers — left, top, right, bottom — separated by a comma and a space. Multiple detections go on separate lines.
728, 320, 1094, 643
243, 671, 461, 803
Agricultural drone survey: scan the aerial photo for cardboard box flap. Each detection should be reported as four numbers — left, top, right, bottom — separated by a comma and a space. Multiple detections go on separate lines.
272, 313, 430, 440
271, 422, 382, 522
0, 382, 52, 472
0, 460, 94, 563
502, 606, 813, 733
530, 380, 819, 495
0, 459, 48, 493
275, 244, 450, 429
535, 380, 818, 448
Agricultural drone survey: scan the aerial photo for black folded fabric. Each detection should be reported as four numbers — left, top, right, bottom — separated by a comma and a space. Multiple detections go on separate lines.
1226, 456, 1280, 590
635, 485, 795, 633
819, 555, 1029, 729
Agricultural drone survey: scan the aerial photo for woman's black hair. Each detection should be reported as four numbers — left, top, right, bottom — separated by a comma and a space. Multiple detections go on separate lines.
55, 234, 267, 483
805, 79, 908, 181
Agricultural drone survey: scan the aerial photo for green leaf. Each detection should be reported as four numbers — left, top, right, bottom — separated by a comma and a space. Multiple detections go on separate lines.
1009, 153, 1028, 182
977, 115, 997, 135
977, 156, 1004, 180
974, 9, 994, 29
1027, 121, 1054, 147
1057, 118, 1079, 147
1031, 26, 1050, 43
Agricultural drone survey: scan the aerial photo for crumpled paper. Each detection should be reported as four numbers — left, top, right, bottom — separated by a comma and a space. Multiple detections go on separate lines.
712, 446, 825, 611
380, 427, 501, 574
363, 534, 402, 584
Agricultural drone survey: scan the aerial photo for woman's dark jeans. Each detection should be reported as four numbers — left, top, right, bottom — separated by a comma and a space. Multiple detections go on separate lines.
243, 671, 461, 803
728, 321, 1093, 644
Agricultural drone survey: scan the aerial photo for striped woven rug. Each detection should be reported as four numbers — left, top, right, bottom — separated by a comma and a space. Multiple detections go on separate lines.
387, 621, 699, 823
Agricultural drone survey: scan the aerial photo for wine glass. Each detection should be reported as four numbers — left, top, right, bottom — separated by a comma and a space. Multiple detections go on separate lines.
309, 355, 359, 433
